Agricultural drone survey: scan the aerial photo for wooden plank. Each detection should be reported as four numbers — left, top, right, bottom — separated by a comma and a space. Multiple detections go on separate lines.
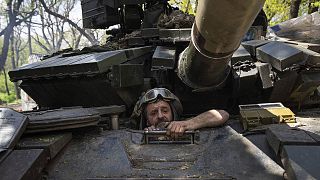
17, 133, 72, 159
0, 149, 48, 180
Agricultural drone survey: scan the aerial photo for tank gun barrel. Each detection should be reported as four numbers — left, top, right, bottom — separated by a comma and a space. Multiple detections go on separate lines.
178, 0, 265, 90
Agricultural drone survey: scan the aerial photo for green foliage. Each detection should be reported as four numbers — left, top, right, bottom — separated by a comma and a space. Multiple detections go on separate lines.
169, 0, 195, 14
0, 74, 14, 91
264, 0, 319, 26
314, 2, 320, 7
298, 0, 308, 15
264, 0, 291, 26
0, 73, 16, 104
0, 92, 17, 104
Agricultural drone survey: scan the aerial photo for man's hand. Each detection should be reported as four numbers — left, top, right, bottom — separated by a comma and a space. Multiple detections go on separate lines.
143, 109, 229, 139
144, 121, 190, 139
144, 125, 156, 131
144, 121, 170, 131
166, 121, 189, 139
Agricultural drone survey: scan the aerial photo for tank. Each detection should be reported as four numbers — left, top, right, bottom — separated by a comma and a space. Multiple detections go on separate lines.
4, 0, 320, 179
9, 0, 320, 115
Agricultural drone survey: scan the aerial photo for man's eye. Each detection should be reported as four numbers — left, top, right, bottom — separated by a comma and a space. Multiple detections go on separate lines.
162, 108, 169, 112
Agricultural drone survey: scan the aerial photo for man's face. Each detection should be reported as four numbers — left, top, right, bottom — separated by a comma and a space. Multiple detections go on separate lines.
145, 100, 173, 127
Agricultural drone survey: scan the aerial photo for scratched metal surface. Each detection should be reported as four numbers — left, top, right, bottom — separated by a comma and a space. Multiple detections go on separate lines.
47, 126, 284, 179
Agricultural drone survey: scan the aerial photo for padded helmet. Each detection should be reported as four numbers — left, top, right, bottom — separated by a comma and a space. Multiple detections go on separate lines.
131, 88, 183, 129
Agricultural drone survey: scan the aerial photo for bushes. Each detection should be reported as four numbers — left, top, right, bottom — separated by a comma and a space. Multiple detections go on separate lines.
0, 93, 17, 104
0, 73, 18, 104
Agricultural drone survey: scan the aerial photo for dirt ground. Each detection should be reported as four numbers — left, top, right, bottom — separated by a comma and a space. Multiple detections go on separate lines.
0, 103, 22, 111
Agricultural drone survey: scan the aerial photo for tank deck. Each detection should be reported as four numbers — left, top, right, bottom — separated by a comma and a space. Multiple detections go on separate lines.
2, 111, 320, 179
46, 126, 284, 179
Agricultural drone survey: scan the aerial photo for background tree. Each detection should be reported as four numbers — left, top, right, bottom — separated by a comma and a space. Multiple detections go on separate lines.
0, 0, 101, 104
169, 0, 196, 14
290, 0, 302, 18
10, 31, 20, 99
38, 0, 98, 46
0, 0, 35, 71
308, 0, 319, 13
264, 0, 320, 26
32, 0, 68, 54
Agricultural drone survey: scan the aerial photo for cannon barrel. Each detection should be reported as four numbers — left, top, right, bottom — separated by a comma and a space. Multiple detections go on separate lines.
178, 0, 265, 90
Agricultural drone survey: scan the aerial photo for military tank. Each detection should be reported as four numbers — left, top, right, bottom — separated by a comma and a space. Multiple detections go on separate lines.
8, 0, 320, 115
3, 0, 320, 179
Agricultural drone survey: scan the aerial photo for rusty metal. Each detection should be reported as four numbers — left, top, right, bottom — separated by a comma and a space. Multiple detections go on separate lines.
144, 130, 196, 144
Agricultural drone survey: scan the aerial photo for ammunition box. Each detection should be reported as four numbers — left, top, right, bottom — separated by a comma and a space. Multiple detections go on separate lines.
239, 103, 296, 131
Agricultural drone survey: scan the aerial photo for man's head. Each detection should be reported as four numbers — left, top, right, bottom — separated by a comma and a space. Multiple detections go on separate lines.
131, 88, 183, 129
145, 99, 173, 127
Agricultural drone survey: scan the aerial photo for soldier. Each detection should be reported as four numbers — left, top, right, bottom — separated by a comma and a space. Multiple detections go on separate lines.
131, 88, 229, 138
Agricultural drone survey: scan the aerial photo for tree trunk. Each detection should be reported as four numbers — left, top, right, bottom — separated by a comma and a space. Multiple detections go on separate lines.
39, 0, 98, 45
290, 0, 302, 18
2, 68, 10, 96
10, 32, 21, 99
75, 34, 82, 49
185, 0, 190, 13
0, 0, 35, 68
0, 23, 14, 71
27, 18, 32, 55
0, 0, 16, 70
308, 0, 319, 14
194, 0, 198, 13
14, 37, 20, 67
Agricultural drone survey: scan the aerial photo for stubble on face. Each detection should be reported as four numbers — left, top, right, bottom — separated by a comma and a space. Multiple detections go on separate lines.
145, 100, 173, 127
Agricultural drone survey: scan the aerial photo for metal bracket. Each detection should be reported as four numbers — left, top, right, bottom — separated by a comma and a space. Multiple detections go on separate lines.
143, 130, 196, 144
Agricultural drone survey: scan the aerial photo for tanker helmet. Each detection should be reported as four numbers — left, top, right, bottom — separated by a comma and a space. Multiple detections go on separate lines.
131, 88, 183, 129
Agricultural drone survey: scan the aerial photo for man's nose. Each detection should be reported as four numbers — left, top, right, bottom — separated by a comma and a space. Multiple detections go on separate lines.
157, 110, 164, 118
